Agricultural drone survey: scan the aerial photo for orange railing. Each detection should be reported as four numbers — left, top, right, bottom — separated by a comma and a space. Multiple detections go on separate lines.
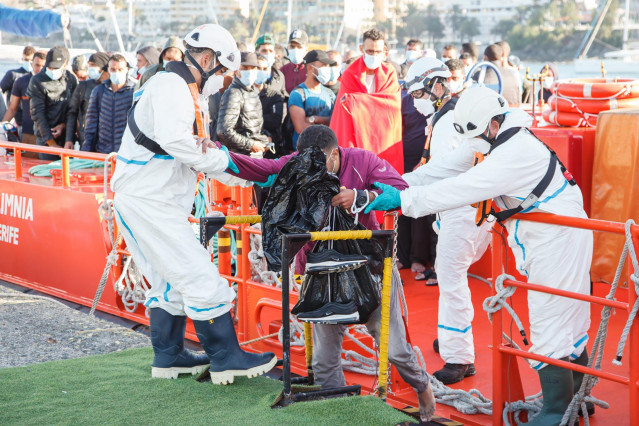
0, 141, 111, 187
491, 212, 639, 425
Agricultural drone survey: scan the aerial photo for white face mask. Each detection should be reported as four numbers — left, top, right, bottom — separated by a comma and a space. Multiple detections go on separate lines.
137, 65, 147, 76
22, 61, 33, 73
239, 69, 258, 87
315, 66, 332, 85
542, 76, 554, 90
413, 98, 435, 117
201, 74, 225, 98
45, 68, 64, 81
405, 50, 420, 63
87, 66, 102, 80
363, 53, 384, 70
289, 48, 306, 65
448, 80, 463, 94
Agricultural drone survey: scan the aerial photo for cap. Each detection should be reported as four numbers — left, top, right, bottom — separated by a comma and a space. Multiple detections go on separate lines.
288, 29, 308, 47
89, 52, 110, 70
162, 36, 185, 56
240, 51, 259, 67
45, 46, 70, 69
303, 50, 337, 66
72, 55, 88, 72
255, 34, 275, 48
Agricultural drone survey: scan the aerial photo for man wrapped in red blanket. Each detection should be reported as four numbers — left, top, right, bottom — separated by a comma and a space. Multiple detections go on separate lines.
330, 28, 404, 174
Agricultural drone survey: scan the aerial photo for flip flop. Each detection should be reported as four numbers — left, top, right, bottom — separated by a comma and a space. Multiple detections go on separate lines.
414, 268, 435, 281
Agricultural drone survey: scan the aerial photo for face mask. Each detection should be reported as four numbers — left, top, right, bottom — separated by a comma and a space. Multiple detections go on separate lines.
21, 61, 33, 73
413, 98, 435, 117
88, 66, 102, 80
448, 80, 463, 94
239, 69, 257, 87
265, 53, 276, 67
110, 71, 128, 85
405, 50, 420, 63
364, 53, 383, 70
255, 70, 270, 85
137, 66, 147, 76
201, 74, 225, 98
315, 66, 332, 85
341, 63, 347, 74
327, 149, 338, 175
330, 66, 341, 82
542, 76, 554, 90
45, 68, 64, 81
289, 48, 306, 65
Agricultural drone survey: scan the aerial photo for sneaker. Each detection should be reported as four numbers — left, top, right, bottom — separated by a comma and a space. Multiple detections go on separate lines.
305, 249, 367, 274
433, 363, 476, 385
297, 301, 360, 324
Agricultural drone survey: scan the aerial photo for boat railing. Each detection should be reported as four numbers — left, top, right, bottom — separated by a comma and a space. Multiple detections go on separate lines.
0, 141, 111, 187
490, 212, 639, 425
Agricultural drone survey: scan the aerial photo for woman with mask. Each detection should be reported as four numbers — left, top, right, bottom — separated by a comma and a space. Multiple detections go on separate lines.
81, 54, 135, 153
217, 52, 270, 156
288, 50, 336, 149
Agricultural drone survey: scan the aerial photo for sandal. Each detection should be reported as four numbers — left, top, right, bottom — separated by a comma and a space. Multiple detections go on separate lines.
415, 268, 435, 281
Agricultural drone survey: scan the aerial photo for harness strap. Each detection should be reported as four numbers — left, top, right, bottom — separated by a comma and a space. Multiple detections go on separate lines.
421, 96, 458, 164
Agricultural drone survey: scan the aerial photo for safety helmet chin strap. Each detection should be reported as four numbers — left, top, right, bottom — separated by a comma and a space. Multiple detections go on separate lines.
185, 50, 225, 93
432, 85, 451, 111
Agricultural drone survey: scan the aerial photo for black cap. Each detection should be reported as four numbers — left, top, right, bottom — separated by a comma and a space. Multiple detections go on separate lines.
288, 29, 308, 47
45, 46, 69, 69
88, 52, 110, 71
303, 50, 337, 66
240, 52, 259, 67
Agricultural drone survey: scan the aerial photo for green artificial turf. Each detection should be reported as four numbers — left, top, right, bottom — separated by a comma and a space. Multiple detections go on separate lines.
0, 347, 412, 425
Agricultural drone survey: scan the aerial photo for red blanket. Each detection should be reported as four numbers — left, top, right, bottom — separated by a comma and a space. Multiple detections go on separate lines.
330, 57, 404, 174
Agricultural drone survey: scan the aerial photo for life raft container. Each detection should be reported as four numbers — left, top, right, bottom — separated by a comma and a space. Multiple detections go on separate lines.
552, 78, 639, 100
547, 95, 639, 115
543, 109, 598, 127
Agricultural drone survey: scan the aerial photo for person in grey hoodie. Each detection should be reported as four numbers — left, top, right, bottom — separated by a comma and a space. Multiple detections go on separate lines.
135, 46, 160, 80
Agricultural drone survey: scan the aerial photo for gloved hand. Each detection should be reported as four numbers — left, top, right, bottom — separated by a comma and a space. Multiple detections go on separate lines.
219, 145, 239, 174
364, 182, 402, 213
255, 174, 277, 188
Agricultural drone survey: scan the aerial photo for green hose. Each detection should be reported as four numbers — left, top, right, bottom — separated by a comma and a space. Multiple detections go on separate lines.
28, 159, 105, 177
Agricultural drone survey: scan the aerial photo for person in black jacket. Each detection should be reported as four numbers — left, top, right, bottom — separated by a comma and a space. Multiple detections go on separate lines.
255, 54, 286, 157
1, 46, 35, 138
64, 52, 110, 149
27, 46, 78, 161
81, 54, 135, 154
216, 52, 269, 156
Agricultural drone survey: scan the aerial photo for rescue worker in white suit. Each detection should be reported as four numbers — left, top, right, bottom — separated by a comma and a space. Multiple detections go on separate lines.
366, 86, 593, 426
403, 58, 492, 384
111, 24, 277, 385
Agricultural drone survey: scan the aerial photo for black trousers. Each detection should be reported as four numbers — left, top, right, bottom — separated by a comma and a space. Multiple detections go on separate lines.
397, 213, 437, 268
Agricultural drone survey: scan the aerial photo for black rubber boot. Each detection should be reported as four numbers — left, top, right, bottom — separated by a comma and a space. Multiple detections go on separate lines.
193, 312, 277, 385
432, 363, 476, 384
524, 359, 574, 426
149, 307, 210, 379
572, 350, 595, 417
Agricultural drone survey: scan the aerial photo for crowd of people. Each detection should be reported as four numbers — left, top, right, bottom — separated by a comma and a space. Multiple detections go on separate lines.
1, 24, 588, 426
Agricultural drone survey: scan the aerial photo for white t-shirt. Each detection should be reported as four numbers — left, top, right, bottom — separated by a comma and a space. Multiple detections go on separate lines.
365, 74, 375, 94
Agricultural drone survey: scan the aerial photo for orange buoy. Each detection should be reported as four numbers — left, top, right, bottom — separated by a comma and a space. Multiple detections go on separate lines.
552, 78, 639, 100
547, 95, 639, 115
543, 108, 598, 128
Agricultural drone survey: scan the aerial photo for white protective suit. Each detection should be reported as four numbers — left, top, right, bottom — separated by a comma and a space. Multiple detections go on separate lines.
403, 107, 491, 365
401, 108, 592, 369
111, 72, 244, 321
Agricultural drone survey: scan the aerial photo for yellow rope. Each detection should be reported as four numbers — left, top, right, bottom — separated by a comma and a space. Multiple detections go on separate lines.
224, 215, 262, 225
377, 256, 393, 400
304, 322, 313, 374
309, 230, 373, 241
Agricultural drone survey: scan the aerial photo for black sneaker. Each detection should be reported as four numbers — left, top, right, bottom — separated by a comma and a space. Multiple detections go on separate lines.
305, 249, 367, 275
433, 363, 476, 385
297, 301, 360, 324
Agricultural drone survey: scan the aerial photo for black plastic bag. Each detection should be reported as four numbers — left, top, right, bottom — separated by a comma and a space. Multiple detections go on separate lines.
262, 146, 340, 271
291, 208, 384, 324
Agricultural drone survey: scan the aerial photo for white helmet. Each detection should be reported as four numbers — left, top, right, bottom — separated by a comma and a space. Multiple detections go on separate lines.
453, 85, 509, 139
184, 24, 240, 71
404, 57, 451, 94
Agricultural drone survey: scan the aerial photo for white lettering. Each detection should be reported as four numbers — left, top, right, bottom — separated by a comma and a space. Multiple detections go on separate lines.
13, 195, 21, 219
0, 223, 20, 245
0, 193, 34, 221
24, 199, 33, 221
5, 194, 13, 216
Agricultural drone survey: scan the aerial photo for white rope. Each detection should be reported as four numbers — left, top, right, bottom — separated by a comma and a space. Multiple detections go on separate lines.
349, 189, 370, 226
483, 274, 529, 346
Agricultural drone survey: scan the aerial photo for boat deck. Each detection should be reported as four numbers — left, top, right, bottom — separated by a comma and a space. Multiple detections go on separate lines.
377, 270, 631, 425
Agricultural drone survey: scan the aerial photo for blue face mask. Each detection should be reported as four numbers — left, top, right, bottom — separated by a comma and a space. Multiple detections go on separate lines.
45, 68, 64, 81
265, 53, 276, 67
330, 66, 341, 82
288, 48, 306, 65
239, 69, 257, 87
21, 61, 33, 73
315, 66, 332, 85
87, 66, 102, 80
364, 53, 383, 70
405, 50, 421, 63
110, 71, 128, 85
255, 70, 270, 85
